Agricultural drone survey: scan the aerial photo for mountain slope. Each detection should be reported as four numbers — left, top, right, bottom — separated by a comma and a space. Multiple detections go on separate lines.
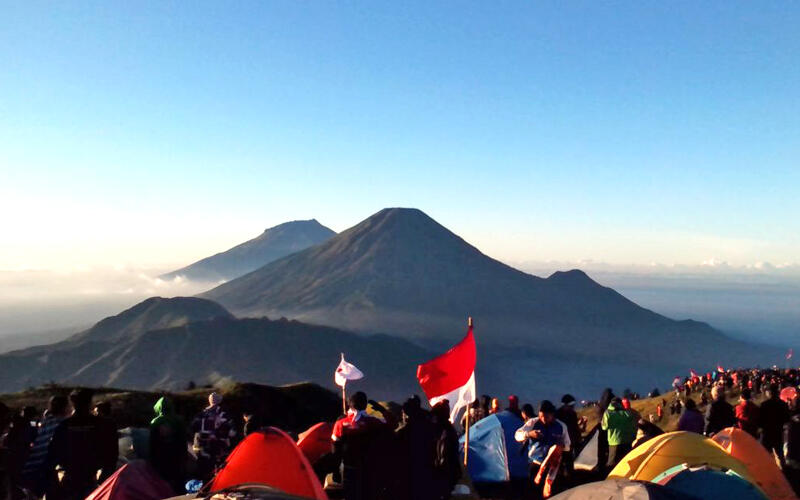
160, 219, 336, 282
202, 209, 693, 346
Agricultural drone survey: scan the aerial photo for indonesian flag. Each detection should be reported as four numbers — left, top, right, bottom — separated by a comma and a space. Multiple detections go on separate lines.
416, 320, 477, 423
717, 365, 725, 374
334, 354, 363, 387
689, 369, 699, 379
672, 377, 682, 388
788, 349, 794, 360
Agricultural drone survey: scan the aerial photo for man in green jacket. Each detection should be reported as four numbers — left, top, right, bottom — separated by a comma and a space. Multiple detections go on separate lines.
149, 397, 186, 493
601, 397, 636, 470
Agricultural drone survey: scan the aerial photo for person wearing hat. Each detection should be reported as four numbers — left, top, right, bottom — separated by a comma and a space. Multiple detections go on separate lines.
507, 395, 523, 420
601, 397, 636, 470
556, 395, 582, 483
190, 392, 236, 482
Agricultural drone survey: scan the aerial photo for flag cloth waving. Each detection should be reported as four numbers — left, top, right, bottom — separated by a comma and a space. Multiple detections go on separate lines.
416, 320, 477, 422
335, 354, 363, 387
788, 349, 794, 360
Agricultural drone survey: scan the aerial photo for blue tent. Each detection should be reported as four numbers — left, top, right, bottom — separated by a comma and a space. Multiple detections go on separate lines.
459, 411, 527, 482
662, 467, 767, 500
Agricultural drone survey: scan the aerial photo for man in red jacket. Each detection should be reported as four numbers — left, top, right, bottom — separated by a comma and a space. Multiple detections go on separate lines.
735, 388, 760, 437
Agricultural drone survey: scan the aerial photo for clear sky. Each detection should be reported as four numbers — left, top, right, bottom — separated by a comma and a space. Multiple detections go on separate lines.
2, 1, 799, 270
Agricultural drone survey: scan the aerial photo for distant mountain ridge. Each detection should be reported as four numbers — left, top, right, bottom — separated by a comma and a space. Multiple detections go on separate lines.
160, 219, 336, 282
0, 296, 432, 400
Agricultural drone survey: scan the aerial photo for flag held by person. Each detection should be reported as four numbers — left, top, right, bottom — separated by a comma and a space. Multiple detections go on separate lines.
717, 364, 725, 374
334, 354, 363, 387
787, 348, 794, 360
416, 318, 477, 422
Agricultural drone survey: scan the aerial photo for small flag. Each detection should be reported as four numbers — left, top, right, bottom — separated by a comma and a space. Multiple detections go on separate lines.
717, 365, 725, 374
787, 349, 794, 360
672, 377, 682, 388
334, 354, 363, 387
417, 319, 477, 422
689, 369, 699, 379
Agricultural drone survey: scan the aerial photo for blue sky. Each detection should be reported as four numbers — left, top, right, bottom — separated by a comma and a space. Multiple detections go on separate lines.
1, 1, 799, 269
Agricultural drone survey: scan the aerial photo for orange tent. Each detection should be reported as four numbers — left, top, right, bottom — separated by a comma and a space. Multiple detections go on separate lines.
210, 427, 328, 500
86, 461, 174, 500
712, 427, 797, 500
297, 422, 334, 465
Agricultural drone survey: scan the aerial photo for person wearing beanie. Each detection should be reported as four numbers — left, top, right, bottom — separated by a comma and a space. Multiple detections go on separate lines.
601, 397, 636, 470
515, 400, 568, 497
507, 395, 522, 419
190, 391, 236, 482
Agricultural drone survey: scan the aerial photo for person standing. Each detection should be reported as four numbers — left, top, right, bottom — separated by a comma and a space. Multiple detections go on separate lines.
92, 401, 118, 483
47, 389, 106, 500
190, 392, 236, 482
705, 385, 736, 436
760, 384, 790, 467
22, 395, 70, 496
507, 395, 523, 420
515, 401, 567, 499
601, 398, 636, 470
677, 399, 704, 434
149, 396, 187, 493
432, 401, 461, 500
736, 389, 760, 438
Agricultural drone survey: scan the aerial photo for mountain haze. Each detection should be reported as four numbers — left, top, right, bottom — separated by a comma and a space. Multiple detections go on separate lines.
160, 219, 336, 282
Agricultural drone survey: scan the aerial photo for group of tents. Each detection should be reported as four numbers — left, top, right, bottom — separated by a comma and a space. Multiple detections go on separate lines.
87, 413, 797, 500
460, 411, 797, 499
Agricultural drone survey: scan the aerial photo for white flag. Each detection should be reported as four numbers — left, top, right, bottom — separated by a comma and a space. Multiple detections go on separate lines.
335, 354, 363, 387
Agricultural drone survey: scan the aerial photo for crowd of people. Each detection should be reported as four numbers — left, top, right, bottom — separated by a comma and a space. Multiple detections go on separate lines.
3, 367, 800, 500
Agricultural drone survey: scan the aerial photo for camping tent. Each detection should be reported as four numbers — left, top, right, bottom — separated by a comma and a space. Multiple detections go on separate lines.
711, 427, 797, 500
660, 466, 768, 500
573, 426, 600, 472
297, 422, 334, 465
209, 427, 328, 500
459, 411, 527, 482
608, 431, 753, 483
549, 478, 693, 499
86, 460, 174, 500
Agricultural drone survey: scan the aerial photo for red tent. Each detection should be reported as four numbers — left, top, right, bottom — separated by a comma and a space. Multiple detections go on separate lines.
86, 461, 174, 500
210, 427, 328, 500
297, 422, 334, 465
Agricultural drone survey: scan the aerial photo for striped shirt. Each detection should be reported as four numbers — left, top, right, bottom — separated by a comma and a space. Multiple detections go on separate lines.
22, 415, 65, 474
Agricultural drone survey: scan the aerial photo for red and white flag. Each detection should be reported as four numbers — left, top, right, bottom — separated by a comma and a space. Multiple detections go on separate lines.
334, 354, 363, 387
416, 320, 477, 422
689, 369, 699, 379
787, 349, 794, 360
717, 365, 725, 374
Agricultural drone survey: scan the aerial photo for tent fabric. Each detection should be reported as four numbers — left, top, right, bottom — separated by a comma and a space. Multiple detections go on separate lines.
297, 422, 334, 465
459, 411, 527, 482
549, 478, 694, 500
662, 467, 768, 500
573, 426, 599, 472
86, 460, 174, 500
209, 427, 328, 500
711, 427, 797, 500
608, 431, 753, 483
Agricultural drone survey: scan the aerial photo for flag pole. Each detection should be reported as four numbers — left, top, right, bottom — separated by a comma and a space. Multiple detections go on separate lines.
464, 316, 473, 467
341, 353, 347, 414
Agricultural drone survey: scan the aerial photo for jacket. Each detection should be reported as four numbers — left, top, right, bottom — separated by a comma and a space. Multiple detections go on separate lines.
705, 399, 736, 436
601, 406, 636, 446
736, 400, 760, 437
515, 418, 567, 464
677, 409, 705, 434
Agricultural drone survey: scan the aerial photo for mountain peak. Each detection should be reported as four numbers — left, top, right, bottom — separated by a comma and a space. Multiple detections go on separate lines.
546, 269, 595, 284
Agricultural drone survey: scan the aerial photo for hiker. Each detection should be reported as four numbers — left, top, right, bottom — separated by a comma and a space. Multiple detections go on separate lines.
48, 389, 110, 500
595, 388, 614, 473
601, 397, 636, 470
3, 411, 36, 499
242, 409, 264, 437
460, 400, 486, 430
515, 400, 567, 499
190, 392, 236, 482
431, 401, 460, 500
555, 394, 581, 482
92, 400, 119, 482
705, 385, 736, 436
735, 388, 760, 437
394, 397, 436, 500
507, 395, 523, 420
490, 398, 501, 415
149, 396, 187, 493
22, 395, 69, 496
677, 399, 704, 434
332, 391, 394, 500
784, 412, 800, 492
760, 384, 790, 468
